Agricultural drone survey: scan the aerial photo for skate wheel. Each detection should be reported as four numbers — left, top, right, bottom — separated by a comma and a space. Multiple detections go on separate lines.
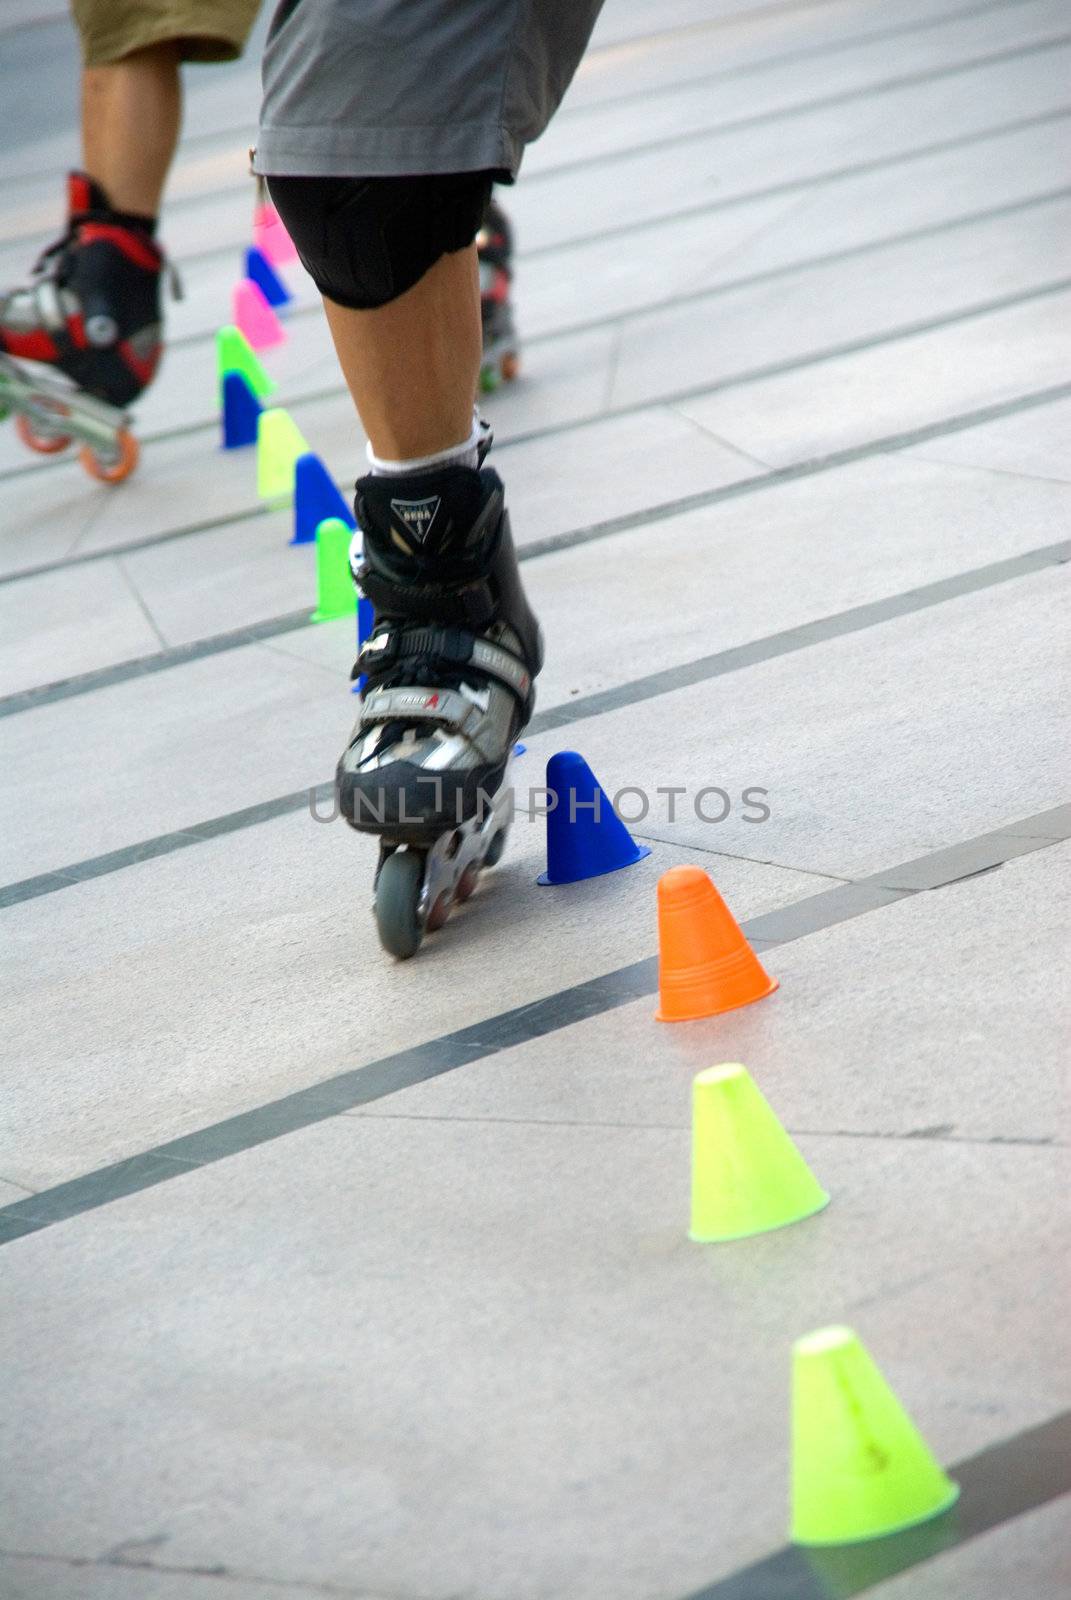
79, 427, 139, 484
375, 848, 426, 959
15, 411, 70, 454
455, 863, 480, 903
500, 351, 520, 383
484, 828, 508, 869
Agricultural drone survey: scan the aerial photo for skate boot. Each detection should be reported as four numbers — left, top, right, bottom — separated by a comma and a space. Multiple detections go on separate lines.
477, 198, 520, 393
339, 463, 543, 958
0, 172, 168, 480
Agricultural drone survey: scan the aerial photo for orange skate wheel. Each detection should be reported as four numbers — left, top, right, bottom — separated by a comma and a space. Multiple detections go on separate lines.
79, 427, 139, 484
500, 351, 520, 382
15, 411, 70, 454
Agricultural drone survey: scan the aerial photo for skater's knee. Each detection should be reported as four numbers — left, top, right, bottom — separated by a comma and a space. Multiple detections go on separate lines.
266, 172, 494, 309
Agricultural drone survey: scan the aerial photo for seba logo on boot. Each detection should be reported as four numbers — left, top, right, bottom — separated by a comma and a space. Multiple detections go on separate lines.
390, 496, 441, 545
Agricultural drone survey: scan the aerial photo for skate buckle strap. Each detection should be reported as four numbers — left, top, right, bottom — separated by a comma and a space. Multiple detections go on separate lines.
361, 685, 481, 734
356, 565, 496, 629
358, 623, 530, 703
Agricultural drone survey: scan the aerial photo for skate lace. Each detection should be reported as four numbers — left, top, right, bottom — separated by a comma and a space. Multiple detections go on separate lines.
31, 224, 184, 301
30, 231, 72, 282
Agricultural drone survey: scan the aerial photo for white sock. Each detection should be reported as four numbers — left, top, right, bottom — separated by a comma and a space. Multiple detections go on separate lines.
367, 407, 484, 477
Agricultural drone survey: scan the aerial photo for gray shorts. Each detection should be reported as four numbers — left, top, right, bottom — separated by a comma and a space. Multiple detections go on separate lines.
254, 0, 604, 180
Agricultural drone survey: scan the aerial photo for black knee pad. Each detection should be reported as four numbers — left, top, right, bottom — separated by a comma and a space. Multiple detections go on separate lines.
266, 172, 494, 309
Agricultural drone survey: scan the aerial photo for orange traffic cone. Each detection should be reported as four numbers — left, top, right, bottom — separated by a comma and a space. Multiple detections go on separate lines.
656, 865, 778, 1021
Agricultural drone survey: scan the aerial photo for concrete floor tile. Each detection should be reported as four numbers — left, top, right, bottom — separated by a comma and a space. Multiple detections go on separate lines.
871, 1498, 1071, 1600
354, 841, 1069, 1147
0, 1117, 1063, 1598
510, 45, 1071, 254
609, 197, 1071, 411
0, 801, 820, 1190
0, 645, 343, 880
564, 0, 1025, 110
0, 1177, 34, 1204
0, 558, 162, 697
551, 564, 1069, 880
0, 1556, 361, 1600
904, 392, 1071, 485
3, 449, 1066, 881
2, 8, 1067, 1593
534, 0, 1070, 175
675, 291, 1071, 467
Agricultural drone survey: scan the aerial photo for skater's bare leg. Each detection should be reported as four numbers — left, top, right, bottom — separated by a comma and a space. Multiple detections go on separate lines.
80, 42, 183, 218
322, 244, 482, 460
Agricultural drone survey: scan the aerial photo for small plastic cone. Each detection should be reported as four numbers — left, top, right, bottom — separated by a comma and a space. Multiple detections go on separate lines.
292, 451, 355, 545
656, 865, 777, 1021
233, 278, 285, 351
216, 326, 275, 403
256, 408, 309, 501
245, 245, 292, 309
310, 518, 358, 623
690, 1065, 828, 1242
791, 1326, 959, 1544
537, 750, 650, 885
253, 200, 300, 267
221, 370, 261, 449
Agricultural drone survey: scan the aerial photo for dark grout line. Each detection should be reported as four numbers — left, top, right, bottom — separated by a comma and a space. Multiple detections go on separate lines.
3, 12, 1061, 252
4, 146, 1065, 505
2, 249, 1069, 582
5, 385, 1067, 722
156, 178, 1071, 360
2, 454, 1062, 729
2, 119, 1066, 513
0, 527, 1064, 905
556, 0, 1048, 117
517, 33, 1071, 185
493, 275, 1071, 454
0, 807, 1066, 1244
680, 1411, 1071, 1600
0, 607, 313, 718
0, 0, 1038, 193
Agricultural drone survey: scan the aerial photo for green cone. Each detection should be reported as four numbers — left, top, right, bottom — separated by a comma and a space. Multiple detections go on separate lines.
310, 518, 358, 623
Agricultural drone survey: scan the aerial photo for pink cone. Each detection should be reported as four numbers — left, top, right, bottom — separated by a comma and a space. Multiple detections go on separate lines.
253, 200, 299, 267
232, 278, 285, 351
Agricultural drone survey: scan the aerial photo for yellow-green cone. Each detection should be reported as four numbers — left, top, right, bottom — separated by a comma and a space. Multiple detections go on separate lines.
791, 1326, 960, 1544
690, 1064, 828, 1242
256, 407, 309, 501
310, 518, 358, 623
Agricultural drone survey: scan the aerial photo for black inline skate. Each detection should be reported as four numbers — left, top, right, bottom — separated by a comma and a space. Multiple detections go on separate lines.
477, 197, 520, 393
0, 172, 170, 480
339, 462, 542, 958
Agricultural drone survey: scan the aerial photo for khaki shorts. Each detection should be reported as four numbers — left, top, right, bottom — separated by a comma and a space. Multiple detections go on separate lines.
72, 0, 261, 67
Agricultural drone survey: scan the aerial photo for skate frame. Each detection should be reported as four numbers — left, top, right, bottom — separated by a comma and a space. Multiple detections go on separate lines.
0, 353, 130, 465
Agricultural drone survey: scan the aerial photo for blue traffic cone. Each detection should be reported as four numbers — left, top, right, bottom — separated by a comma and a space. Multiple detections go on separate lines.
293, 452, 355, 545
245, 245, 292, 309
537, 750, 651, 885
221, 370, 262, 449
